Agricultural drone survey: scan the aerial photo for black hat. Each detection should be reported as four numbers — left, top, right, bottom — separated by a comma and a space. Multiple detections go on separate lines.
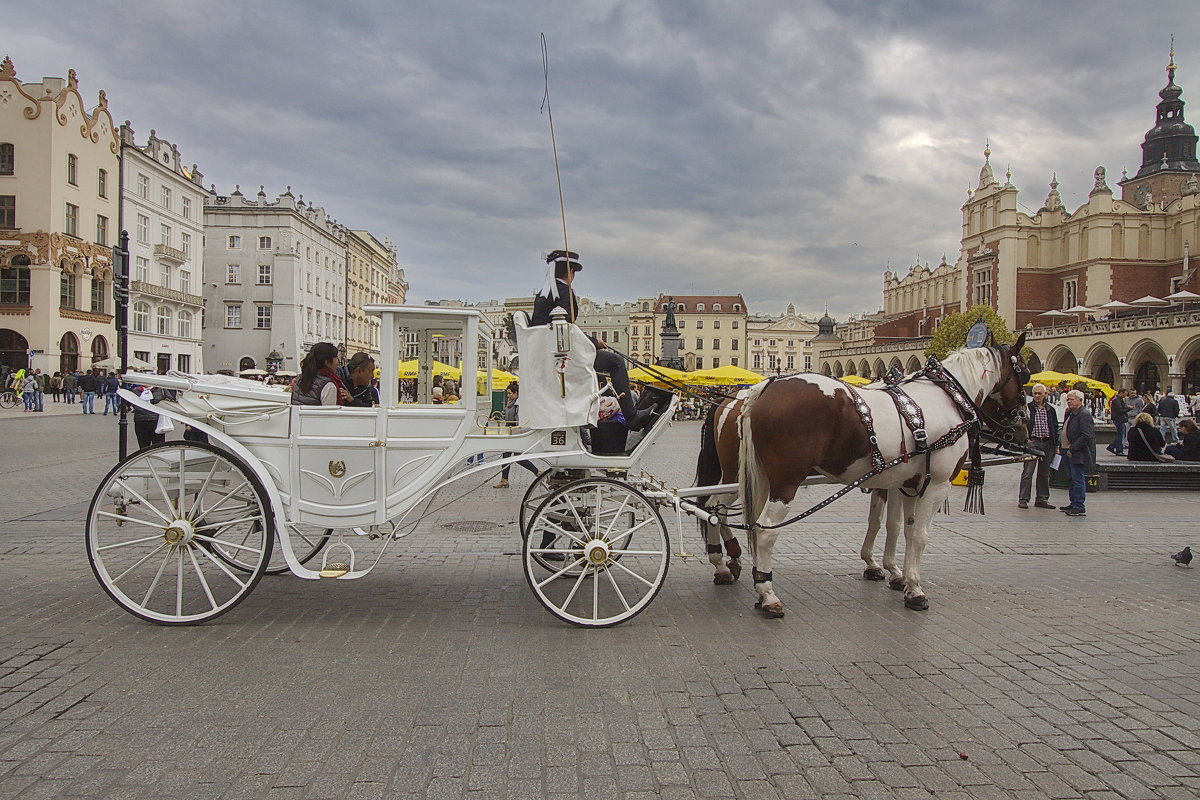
546, 250, 582, 271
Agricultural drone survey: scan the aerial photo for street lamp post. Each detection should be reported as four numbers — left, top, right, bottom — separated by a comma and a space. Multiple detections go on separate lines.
113, 229, 130, 461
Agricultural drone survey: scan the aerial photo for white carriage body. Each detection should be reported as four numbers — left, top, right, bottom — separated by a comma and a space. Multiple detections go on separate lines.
119, 305, 677, 580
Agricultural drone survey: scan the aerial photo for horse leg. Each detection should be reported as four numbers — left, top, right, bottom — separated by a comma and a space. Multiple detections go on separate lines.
860, 489, 887, 581
900, 486, 948, 610
702, 491, 738, 585
751, 500, 789, 617
723, 533, 742, 581
883, 492, 906, 590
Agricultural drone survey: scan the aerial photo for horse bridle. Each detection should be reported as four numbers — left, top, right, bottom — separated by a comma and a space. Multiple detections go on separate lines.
978, 346, 1031, 443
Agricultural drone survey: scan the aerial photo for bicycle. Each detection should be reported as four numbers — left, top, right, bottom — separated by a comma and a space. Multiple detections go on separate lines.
0, 390, 19, 409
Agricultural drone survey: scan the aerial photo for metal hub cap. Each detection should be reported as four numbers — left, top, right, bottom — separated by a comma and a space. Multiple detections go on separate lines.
163, 519, 195, 546
585, 540, 610, 566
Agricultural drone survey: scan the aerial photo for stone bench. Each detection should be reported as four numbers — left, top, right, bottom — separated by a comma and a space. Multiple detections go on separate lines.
1093, 457, 1200, 491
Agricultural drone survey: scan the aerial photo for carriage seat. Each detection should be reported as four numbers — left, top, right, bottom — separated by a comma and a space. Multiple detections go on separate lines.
513, 312, 601, 430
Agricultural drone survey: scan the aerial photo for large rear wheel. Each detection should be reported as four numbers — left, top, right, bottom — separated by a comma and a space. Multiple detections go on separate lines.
86, 441, 273, 625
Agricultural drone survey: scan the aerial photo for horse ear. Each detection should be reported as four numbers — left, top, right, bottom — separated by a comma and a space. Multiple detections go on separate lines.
1013, 331, 1027, 352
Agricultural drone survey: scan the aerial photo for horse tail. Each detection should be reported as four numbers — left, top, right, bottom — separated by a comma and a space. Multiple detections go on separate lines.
738, 382, 770, 550
694, 400, 724, 506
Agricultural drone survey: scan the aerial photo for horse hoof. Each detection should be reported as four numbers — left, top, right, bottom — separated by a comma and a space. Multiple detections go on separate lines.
888, 578, 906, 592
727, 559, 741, 580
754, 600, 785, 618
713, 572, 734, 586
904, 595, 929, 611
864, 567, 886, 581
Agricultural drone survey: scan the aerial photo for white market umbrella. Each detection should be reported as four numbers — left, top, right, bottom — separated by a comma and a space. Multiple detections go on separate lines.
1097, 300, 1134, 310
274, 369, 298, 377
1063, 304, 1097, 314
1037, 309, 1069, 317
238, 368, 269, 376
94, 355, 155, 372
1130, 295, 1168, 306
1165, 290, 1200, 302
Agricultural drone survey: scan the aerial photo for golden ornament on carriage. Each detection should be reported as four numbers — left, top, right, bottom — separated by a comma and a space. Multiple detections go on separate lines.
328, 460, 346, 478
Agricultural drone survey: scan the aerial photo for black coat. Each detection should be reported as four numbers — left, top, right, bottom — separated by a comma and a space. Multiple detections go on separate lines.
1158, 395, 1180, 419
1026, 400, 1059, 441
1171, 431, 1200, 461
1063, 407, 1095, 466
530, 280, 579, 326
78, 373, 99, 392
1127, 422, 1166, 462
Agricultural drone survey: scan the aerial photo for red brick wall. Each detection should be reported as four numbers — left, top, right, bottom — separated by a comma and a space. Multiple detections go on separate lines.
873, 304, 961, 341
1110, 262, 1178, 300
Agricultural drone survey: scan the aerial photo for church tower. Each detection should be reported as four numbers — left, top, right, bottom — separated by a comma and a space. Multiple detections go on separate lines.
1120, 42, 1200, 206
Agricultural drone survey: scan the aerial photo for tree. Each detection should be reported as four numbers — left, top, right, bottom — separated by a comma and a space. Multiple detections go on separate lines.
502, 313, 515, 342
925, 305, 1015, 359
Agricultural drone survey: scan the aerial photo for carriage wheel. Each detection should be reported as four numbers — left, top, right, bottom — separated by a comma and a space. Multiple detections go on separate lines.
208, 521, 330, 576
518, 468, 561, 538
523, 478, 669, 628
85, 440, 274, 625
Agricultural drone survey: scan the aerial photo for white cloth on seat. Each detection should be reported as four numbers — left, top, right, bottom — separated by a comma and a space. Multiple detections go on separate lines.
514, 313, 600, 429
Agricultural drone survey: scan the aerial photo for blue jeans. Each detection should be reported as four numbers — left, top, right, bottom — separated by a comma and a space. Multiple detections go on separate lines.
103, 392, 117, 414
22, 390, 34, 410
1110, 419, 1129, 453
33, 390, 43, 411
82, 391, 95, 413
1065, 454, 1087, 510
1158, 417, 1178, 444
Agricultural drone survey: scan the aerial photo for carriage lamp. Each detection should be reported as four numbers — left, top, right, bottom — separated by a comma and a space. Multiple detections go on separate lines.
550, 307, 572, 355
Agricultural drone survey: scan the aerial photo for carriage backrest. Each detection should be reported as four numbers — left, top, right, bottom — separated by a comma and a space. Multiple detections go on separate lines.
513, 312, 601, 429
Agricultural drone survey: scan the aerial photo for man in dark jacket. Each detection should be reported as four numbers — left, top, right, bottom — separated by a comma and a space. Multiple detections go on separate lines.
1059, 389, 1095, 517
77, 369, 99, 414
1157, 392, 1180, 444
1106, 388, 1130, 456
1018, 383, 1059, 509
531, 250, 652, 431
102, 372, 120, 415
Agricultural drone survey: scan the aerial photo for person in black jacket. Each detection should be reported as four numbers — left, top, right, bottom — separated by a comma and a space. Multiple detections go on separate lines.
1018, 383, 1059, 509
1164, 418, 1200, 461
77, 369, 99, 414
132, 385, 168, 449
1106, 388, 1130, 456
1127, 412, 1167, 462
342, 352, 379, 408
1157, 392, 1181, 444
531, 251, 652, 431
1059, 390, 1095, 516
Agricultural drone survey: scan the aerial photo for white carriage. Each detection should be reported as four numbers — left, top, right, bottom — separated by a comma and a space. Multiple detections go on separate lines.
85, 306, 683, 628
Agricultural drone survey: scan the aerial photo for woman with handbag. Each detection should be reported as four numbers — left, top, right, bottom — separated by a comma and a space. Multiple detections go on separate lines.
133, 384, 169, 449
1127, 412, 1170, 462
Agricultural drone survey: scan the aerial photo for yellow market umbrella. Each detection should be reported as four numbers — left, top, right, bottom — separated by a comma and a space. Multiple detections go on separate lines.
688, 365, 766, 386
1058, 373, 1115, 399
397, 359, 461, 379
629, 365, 690, 385
839, 374, 872, 387
1025, 370, 1071, 386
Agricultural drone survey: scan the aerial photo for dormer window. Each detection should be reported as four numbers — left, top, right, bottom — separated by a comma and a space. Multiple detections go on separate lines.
678, 304, 686, 312
733, 303, 742, 312
713, 303, 722, 311
696, 303, 706, 311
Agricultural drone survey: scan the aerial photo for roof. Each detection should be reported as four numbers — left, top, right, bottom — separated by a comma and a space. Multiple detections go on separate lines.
655, 294, 748, 312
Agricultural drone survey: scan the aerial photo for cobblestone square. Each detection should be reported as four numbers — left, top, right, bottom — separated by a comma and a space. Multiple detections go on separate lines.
1, 408, 1198, 798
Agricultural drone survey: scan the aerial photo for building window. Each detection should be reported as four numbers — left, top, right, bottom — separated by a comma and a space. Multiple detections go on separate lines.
696, 303, 705, 311
611, 331, 619, 343
225, 303, 242, 328
974, 268, 993, 306
1062, 278, 1078, 310
256, 305, 272, 329
62, 204, 80, 238
177, 354, 191, 372
136, 214, 149, 244
257, 264, 272, 284
712, 358, 721, 368
98, 168, 107, 198
228, 235, 241, 249
732, 357, 739, 367
754, 339, 761, 346
696, 338, 703, 349
161, 264, 172, 290
226, 264, 240, 284
133, 350, 151, 364
95, 214, 108, 245
713, 320, 721, 329
696, 320, 703, 329
753, 354, 762, 369
91, 277, 106, 313
643, 326, 650, 336
60, 270, 76, 308
135, 256, 149, 282
137, 174, 150, 198
306, 309, 313, 334
132, 302, 150, 332
67, 153, 78, 186
0, 143, 13, 175
181, 197, 191, 219
258, 236, 272, 250
0, 195, 14, 229
178, 311, 193, 339
732, 320, 739, 329
678, 320, 685, 329
179, 269, 191, 294
769, 339, 776, 347
714, 303, 722, 311
160, 186, 171, 210
712, 339, 720, 350
159, 224, 171, 246
804, 355, 812, 371
787, 355, 795, 370
181, 232, 191, 258
0, 256, 31, 304
157, 306, 173, 336
733, 303, 742, 312
695, 357, 703, 369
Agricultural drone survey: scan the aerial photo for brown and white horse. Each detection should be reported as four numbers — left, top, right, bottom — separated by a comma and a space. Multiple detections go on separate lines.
695, 336, 1030, 615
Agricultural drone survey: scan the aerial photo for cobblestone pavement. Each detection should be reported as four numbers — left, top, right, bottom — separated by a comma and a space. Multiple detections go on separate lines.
1, 413, 1198, 799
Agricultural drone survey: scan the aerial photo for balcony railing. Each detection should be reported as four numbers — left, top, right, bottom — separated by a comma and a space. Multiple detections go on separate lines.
131, 280, 204, 307
1026, 309, 1200, 338
153, 244, 188, 266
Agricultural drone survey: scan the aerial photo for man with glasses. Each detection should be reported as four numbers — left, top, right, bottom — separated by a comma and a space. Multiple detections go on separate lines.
1018, 383, 1059, 509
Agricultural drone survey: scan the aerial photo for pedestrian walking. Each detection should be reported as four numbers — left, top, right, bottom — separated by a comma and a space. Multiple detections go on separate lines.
1018, 383, 1059, 509
78, 369, 98, 414
1157, 392, 1180, 444
1106, 388, 1130, 456
1059, 389, 1095, 517
492, 383, 539, 488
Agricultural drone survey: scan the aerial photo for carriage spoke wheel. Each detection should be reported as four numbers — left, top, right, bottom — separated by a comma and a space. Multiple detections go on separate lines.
523, 478, 669, 628
519, 469, 564, 540
86, 441, 274, 625
208, 521, 330, 576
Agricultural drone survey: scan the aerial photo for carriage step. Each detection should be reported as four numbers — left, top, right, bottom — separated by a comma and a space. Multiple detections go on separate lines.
318, 562, 351, 578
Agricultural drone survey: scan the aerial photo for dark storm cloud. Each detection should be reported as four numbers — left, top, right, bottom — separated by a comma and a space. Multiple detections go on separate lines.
4, 0, 1197, 317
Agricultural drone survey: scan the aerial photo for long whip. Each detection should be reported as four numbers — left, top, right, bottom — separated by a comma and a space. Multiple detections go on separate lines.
540, 33, 574, 322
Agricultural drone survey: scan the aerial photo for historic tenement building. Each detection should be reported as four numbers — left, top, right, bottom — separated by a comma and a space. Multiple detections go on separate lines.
746, 304, 820, 374
202, 187, 347, 374
345, 229, 397, 358
817, 49, 1200, 393
638, 294, 748, 371
120, 124, 207, 374
0, 59, 119, 372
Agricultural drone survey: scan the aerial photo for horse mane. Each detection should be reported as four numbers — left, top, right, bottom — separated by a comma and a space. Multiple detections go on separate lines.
939, 346, 1004, 403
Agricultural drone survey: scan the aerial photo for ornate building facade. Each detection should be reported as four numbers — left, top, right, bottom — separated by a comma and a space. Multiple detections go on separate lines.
0, 59, 119, 372
746, 304, 819, 374
120, 124, 207, 373
345, 229, 397, 358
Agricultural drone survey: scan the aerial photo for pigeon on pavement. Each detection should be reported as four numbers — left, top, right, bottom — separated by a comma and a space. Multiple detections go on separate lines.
1171, 546, 1192, 567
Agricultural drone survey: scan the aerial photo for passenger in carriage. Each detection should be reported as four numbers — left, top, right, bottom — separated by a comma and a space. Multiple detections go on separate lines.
291, 342, 352, 406
531, 250, 653, 431
343, 352, 379, 408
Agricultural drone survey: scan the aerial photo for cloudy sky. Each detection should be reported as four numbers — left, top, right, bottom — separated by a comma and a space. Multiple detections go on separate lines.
5, 1, 1197, 317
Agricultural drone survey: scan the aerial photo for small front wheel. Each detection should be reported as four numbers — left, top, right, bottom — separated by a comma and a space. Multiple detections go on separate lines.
523, 478, 669, 628
86, 441, 274, 625
0, 391, 18, 409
